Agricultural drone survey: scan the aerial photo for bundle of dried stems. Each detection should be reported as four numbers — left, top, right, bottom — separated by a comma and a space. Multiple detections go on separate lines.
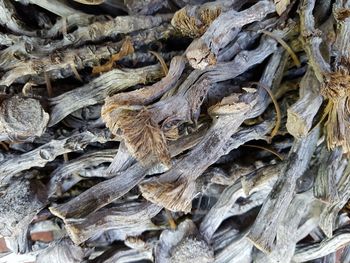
1, 0, 350, 262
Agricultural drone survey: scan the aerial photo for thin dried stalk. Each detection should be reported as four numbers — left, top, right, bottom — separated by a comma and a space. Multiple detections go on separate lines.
258, 191, 316, 263
0, 130, 113, 186
0, 0, 36, 36
64, 202, 161, 244
103, 56, 186, 107
286, 68, 323, 138
14, 0, 83, 17
293, 225, 350, 262
247, 128, 319, 253
313, 147, 343, 203
319, 159, 350, 237
214, 228, 253, 263
0, 24, 173, 86
48, 64, 162, 127
200, 157, 278, 242
48, 149, 118, 197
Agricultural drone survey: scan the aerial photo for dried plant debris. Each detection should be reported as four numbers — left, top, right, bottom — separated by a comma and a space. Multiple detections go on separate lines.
2, 0, 350, 262
0, 95, 49, 141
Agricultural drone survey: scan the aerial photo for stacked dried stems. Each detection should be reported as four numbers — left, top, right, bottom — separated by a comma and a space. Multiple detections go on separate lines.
2, 0, 350, 262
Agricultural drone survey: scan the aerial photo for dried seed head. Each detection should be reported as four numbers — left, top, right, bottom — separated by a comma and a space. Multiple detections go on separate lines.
171, 6, 221, 38
140, 179, 196, 213
0, 96, 49, 141
321, 60, 350, 153
117, 109, 171, 166
101, 100, 171, 166
170, 237, 214, 263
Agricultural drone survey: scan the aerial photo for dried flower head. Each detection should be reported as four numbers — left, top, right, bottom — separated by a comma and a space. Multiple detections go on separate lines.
101, 100, 171, 167
171, 6, 221, 38
140, 179, 196, 213
321, 58, 350, 154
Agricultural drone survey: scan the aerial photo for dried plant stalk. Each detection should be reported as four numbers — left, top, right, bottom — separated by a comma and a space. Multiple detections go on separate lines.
247, 128, 319, 253
300, 0, 350, 154
49, 64, 162, 127
293, 225, 350, 262
49, 126, 206, 219
139, 40, 280, 213
64, 202, 161, 244
185, 1, 275, 69
0, 130, 112, 186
